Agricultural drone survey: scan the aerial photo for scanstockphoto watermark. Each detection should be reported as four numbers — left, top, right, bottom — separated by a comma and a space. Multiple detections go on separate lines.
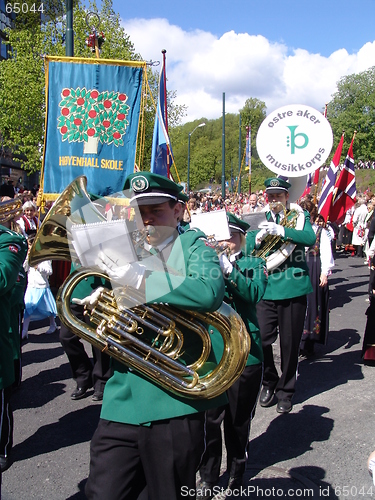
180, 484, 323, 497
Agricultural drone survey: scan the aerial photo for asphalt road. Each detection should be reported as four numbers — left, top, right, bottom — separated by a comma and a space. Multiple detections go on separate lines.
1, 251, 374, 499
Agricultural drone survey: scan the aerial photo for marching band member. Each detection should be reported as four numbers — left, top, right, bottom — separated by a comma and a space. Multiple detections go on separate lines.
198, 213, 267, 498
0, 220, 28, 473
83, 172, 227, 500
246, 177, 316, 413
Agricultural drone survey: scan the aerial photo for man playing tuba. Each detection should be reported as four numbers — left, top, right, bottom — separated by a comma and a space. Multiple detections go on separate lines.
246, 177, 316, 414
83, 172, 229, 500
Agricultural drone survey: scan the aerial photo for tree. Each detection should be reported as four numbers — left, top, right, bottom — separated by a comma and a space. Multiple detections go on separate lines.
239, 97, 267, 170
0, 0, 185, 173
327, 67, 375, 161
0, 4, 46, 172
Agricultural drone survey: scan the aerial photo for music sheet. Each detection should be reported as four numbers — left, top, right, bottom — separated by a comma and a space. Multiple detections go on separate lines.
69, 219, 137, 267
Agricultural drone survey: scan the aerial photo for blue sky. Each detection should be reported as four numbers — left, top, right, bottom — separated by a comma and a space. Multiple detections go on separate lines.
111, 0, 375, 122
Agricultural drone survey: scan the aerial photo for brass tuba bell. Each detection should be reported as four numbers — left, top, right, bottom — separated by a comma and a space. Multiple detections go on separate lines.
29, 176, 251, 399
28, 176, 106, 267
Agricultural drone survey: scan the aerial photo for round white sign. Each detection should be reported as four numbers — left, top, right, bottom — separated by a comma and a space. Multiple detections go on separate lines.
256, 104, 333, 177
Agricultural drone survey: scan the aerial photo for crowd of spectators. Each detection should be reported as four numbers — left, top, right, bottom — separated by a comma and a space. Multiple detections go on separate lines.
0, 177, 39, 205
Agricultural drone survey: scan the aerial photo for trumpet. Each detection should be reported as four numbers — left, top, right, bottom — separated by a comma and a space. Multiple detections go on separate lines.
205, 235, 231, 258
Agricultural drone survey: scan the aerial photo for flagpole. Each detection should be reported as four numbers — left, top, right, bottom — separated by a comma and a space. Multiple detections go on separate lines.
312, 103, 329, 204
318, 131, 345, 222
238, 114, 241, 193
248, 125, 251, 194
162, 50, 168, 133
161, 49, 171, 178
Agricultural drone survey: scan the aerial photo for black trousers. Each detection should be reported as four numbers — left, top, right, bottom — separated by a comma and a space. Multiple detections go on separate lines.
0, 386, 13, 458
59, 304, 112, 392
85, 413, 205, 500
199, 364, 263, 484
256, 296, 307, 401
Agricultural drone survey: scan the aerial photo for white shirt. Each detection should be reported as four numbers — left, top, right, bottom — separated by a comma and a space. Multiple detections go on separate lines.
27, 260, 53, 288
311, 225, 335, 276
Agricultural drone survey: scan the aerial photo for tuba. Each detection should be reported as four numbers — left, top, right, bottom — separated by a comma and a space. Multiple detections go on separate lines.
29, 176, 250, 399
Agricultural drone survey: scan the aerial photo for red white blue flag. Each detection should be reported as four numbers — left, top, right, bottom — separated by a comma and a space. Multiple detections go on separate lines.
150, 53, 174, 178
301, 172, 313, 198
318, 133, 344, 221
329, 134, 356, 223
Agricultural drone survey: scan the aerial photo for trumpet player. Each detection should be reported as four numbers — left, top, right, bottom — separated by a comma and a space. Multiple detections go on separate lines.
198, 213, 267, 497
246, 177, 316, 413
83, 172, 228, 500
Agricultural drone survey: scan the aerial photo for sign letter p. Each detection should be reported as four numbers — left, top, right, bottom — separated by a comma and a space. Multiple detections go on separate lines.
287, 126, 309, 154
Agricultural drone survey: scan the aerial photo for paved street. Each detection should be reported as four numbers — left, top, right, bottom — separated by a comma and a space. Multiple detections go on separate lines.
1, 252, 374, 499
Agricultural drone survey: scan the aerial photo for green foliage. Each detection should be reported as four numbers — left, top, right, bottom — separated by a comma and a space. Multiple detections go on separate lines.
355, 169, 375, 196
0, 0, 185, 174
170, 98, 268, 192
327, 67, 375, 161
0, 5, 45, 172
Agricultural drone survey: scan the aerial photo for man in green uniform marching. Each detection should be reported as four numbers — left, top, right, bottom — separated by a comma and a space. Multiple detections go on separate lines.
198, 213, 268, 498
246, 177, 316, 414
83, 172, 228, 500
0, 220, 28, 474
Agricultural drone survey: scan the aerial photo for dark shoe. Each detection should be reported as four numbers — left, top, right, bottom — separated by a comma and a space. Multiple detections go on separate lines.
276, 399, 293, 414
228, 476, 243, 490
299, 348, 314, 358
259, 387, 276, 407
197, 480, 215, 500
92, 391, 103, 402
71, 386, 90, 400
0, 454, 12, 472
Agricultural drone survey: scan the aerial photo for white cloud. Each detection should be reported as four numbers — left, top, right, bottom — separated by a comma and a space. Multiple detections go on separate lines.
122, 17, 375, 123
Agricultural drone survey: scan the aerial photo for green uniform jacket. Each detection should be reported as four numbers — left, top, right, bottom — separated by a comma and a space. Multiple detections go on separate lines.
0, 226, 28, 389
224, 255, 267, 366
100, 228, 227, 425
69, 261, 109, 300
245, 210, 316, 301
9, 268, 27, 361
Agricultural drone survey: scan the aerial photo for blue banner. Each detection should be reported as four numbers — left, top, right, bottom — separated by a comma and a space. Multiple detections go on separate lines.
43, 56, 145, 198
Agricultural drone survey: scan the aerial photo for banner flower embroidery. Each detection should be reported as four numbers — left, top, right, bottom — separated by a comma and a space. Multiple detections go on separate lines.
57, 87, 130, 152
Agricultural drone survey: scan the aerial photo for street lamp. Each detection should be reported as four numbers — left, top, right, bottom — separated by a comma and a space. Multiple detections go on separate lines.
187, 122, 205, 193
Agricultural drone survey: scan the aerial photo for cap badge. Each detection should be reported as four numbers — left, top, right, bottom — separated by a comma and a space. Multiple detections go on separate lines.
270, 179, 280, 187
131, 175, 149, 192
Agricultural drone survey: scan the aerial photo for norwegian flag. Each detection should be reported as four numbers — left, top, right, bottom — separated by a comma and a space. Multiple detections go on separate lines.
329, 134, 356, 223
318, 133, 344, 221
301, 172, 313, 198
